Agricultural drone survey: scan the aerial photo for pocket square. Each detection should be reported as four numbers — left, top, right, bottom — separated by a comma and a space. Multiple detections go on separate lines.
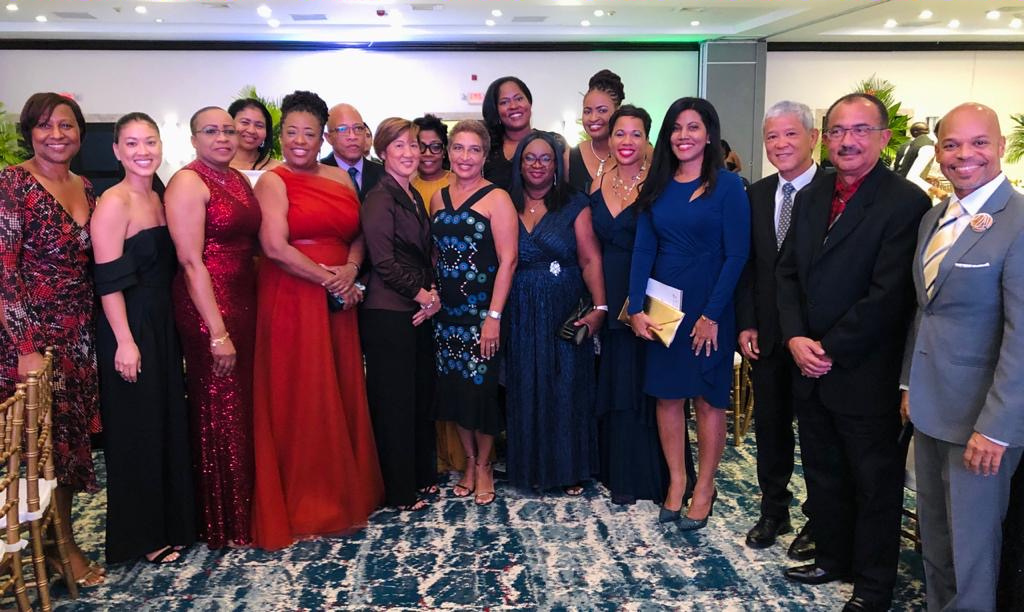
954, 262, 991, 269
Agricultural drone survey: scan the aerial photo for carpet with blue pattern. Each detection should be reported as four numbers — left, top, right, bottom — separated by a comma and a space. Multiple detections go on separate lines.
55, 436, 924, 611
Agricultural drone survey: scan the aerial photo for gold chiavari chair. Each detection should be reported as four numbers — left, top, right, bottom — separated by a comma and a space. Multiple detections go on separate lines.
0, 384, 31, 611
730, 353, 755, 446
22, 348, 79, 609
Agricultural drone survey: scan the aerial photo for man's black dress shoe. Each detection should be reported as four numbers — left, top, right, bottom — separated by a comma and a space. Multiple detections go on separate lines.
787, 523, 816, 561
745, 515, 793, 549
783, 563, 847, 585
842, 595, 889, 611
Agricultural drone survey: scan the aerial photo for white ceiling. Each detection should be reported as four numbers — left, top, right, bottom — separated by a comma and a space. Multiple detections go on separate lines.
1, 0, 1023, 44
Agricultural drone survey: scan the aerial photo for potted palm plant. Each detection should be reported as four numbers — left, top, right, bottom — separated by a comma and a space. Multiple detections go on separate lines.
0, 102, 27, 169
1007, 113, 1024, 164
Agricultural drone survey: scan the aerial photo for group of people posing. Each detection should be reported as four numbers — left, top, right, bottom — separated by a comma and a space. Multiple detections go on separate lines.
1, 68, 1020, 612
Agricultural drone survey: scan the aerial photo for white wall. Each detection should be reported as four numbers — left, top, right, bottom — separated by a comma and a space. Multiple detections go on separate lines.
762, 50, 1024, 181
0, 48, 698, 179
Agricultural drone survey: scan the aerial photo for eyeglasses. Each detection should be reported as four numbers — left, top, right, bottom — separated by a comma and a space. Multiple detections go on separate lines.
194, 127, 238, 137
523, 153, 554, 166
823, 125, 886, 141
419, 142, 444, 154
330, 124, 368, 136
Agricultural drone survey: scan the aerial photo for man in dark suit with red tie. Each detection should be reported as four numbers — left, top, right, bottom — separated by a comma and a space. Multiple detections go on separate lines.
775, 93, 930, 612
737, 100, 826, 559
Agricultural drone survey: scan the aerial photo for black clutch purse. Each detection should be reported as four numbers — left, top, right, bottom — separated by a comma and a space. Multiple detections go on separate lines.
558, 297, 594, 345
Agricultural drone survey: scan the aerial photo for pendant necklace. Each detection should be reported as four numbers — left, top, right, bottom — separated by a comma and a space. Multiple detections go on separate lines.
611, 158, 648, 202
590, 140, 610, 180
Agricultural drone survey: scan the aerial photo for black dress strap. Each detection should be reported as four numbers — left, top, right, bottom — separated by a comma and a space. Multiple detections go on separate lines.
440, 185, 454, 212
461, 184, 499, 209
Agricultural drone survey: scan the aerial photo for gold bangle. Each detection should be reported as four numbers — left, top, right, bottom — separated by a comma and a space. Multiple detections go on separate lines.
699, 315, 718, 326
210, 332, 230, 349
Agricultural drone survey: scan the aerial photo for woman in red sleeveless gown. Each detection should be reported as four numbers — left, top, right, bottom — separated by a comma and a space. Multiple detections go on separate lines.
166, 107, 261, 548
251, 91, 383, 550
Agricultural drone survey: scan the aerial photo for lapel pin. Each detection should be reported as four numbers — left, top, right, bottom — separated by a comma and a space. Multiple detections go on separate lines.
970, 213, 993, 233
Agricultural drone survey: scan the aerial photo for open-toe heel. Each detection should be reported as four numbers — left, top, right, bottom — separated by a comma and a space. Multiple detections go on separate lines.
453, 454, 476, 498
474, 461, 496, 506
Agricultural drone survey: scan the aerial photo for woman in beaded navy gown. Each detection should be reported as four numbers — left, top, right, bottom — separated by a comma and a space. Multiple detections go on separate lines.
430, 120, 518, 507
504, 130, 607, 494
628, 98, 749, 530
92, 113, 195, 564
592, 105, 699, 506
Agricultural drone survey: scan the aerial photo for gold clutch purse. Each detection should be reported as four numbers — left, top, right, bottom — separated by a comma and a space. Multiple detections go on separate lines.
617, 296, 685, 348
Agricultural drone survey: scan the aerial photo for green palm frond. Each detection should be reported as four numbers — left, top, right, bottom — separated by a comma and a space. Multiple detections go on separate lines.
1006, 113, 1024, 164
0, 103, 28, 170
236, 85, 283, 159
854, 76, 909, 166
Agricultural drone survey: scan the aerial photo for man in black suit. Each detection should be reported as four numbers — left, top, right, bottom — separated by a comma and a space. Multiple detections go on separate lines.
776, 93, 930, 612
893, 121, 933, 178
737, 100, 824, 559
321, 103, 385, 200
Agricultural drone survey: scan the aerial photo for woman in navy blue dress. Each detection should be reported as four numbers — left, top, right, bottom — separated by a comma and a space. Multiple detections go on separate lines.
504, 130, 606, 494
593, 105, 699, 506
628, 98, 750, 530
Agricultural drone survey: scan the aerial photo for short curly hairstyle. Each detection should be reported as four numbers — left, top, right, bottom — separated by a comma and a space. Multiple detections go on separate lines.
280, 90, 329, 131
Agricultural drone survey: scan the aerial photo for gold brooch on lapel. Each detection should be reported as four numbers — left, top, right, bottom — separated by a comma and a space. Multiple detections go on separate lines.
970, 213, 993, 233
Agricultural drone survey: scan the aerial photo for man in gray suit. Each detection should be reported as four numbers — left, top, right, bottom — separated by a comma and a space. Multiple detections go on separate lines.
902, 102, 1024, 611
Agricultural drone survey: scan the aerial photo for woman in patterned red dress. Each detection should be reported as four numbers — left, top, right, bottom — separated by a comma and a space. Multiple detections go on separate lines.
0, 92, 104, 586
166, 107, 261, 548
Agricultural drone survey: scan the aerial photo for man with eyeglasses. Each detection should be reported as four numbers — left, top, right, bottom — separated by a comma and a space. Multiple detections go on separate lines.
321, 103, 385, 200
775, 93, 930, 612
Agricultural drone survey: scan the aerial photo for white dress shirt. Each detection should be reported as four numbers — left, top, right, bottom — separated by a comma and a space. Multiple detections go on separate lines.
334, 155, 365, 190
773, 163, 818, 231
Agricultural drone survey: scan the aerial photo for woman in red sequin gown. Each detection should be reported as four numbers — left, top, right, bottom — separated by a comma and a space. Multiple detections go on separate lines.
166, 107, 261, 548
251, 91, 383, 550
0, 93, 104, 586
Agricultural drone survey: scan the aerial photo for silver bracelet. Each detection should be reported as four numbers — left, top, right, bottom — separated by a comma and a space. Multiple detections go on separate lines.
594, 305, 609, 312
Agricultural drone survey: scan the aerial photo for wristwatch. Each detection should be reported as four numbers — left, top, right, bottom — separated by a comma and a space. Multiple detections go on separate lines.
486, 310, 502, 320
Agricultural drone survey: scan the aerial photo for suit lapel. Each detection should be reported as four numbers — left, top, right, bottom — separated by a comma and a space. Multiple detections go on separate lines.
805, 175, 835, 264
914, 203, 944, 305
928, 178, 1014, 302
756, 175, 781, 256
819, 164, 887, 258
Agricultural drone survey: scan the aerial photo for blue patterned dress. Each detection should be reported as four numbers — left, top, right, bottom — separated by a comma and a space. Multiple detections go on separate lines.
432, 184, 503, 435
505, 192, 596, 490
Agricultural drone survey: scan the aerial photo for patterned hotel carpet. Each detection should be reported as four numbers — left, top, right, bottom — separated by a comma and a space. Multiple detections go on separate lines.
53, 435, 925, 611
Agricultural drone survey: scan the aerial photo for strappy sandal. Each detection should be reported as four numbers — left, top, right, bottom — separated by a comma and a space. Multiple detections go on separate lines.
474, 461, 496, 506
564, 483, 585, 497
453, 454, 476, 498
418, 484, 440, 496
45, 556, 105, 588
146, 546, 183, 565
397, 498, 430, 512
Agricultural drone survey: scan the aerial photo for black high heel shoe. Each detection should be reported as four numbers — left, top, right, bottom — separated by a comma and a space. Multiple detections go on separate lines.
678, 489, 718, 532
657, 488, 689, 523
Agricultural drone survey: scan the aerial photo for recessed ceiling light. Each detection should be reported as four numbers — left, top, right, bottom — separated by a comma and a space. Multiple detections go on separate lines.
135, 5, 147, 15
986, 10, 1001, 20
257, 5, 272, 19
884, 19, 898, 28
267, 18, 280, 28
35, 14, 46, 22
948, 19, 960, 29
1011, 18, 1022, 29
485, 19, 495, 27
580, 19, 591, 27
593, 9, 604, 17
491, 9, 502, 17
690, 20, 700, 27
5, 3, 17, 12
919, 10, 933, 20
155, 18, 163, 23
